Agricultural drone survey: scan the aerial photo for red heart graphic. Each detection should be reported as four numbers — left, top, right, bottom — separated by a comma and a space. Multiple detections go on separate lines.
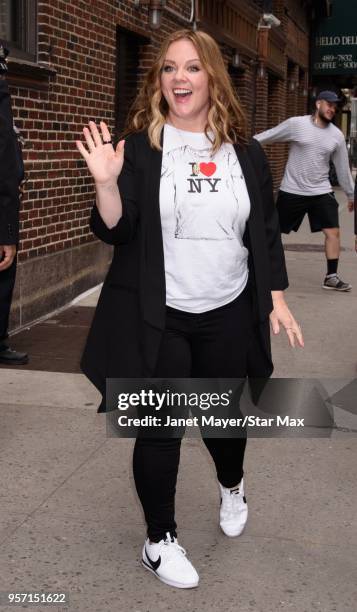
199, 162, 216, 177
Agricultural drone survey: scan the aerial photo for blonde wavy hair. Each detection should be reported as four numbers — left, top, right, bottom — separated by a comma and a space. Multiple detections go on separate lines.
122, 29, 247, 153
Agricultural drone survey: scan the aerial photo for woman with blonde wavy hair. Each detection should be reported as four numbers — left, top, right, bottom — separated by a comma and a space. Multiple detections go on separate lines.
124, 29, 247, 152
77, 29, 303, 590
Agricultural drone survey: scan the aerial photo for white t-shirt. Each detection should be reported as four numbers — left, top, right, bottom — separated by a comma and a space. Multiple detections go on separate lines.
159, 124, 251, 313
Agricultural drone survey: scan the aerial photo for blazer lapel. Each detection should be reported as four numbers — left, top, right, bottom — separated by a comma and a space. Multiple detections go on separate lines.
233, 142, 268, 251
234, 142, 276, 322
140, 130, 166, 330
233, 143, 261, 226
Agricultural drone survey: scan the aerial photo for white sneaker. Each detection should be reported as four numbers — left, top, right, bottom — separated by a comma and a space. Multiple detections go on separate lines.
142, 532, 199, 589
219, 478, 248, 537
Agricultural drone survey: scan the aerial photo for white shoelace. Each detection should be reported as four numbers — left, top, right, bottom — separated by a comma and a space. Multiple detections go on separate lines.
163, 532, 187, 556
221, 488, 244, 519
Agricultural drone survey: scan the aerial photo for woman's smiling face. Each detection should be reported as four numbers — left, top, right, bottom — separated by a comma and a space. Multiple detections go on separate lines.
160, 38, 210, 132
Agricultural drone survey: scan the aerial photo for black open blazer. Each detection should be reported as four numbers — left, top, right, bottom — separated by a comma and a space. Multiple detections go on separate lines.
81, 130, 288, 412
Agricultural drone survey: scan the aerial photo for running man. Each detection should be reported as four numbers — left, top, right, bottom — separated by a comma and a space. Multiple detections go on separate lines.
254, 90, 355, 291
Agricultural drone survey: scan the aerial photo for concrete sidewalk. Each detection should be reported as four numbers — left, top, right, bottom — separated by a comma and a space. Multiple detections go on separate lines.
0, 189, 356, 612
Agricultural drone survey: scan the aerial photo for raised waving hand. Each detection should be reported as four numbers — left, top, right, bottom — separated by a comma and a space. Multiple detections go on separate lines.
76, 120, 125, 185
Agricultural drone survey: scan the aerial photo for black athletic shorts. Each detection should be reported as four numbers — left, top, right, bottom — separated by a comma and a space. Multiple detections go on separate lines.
276, 190, 339, 233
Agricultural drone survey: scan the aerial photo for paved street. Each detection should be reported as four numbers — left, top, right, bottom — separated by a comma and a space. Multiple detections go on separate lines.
0, 189, 356, 612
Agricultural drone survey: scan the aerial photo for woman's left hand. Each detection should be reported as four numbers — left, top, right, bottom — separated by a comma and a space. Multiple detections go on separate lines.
269, 293, 304, 348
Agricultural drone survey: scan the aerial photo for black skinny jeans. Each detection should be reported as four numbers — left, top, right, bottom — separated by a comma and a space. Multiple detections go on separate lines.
133, 283, 263, 542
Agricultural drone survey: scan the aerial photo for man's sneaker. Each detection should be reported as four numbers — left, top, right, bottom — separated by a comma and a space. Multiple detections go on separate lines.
322, 274, 352, 292
219, 479, 248, 537
142, 532, 199, 589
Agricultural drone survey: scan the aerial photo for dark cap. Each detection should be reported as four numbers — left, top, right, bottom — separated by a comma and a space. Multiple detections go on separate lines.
316, 90, 341, 103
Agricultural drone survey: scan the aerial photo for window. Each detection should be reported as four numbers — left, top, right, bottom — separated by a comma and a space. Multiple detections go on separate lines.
0, 0, 37, 62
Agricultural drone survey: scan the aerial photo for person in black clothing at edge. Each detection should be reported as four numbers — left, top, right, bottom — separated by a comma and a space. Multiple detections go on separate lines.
76, 30, 304, 589
0, 43, 28, 365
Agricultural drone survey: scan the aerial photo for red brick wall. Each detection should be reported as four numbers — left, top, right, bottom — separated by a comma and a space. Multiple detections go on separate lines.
266, 74, 288, 189
255, 0, 310, 190
8, 0, 311, 264
7, 0, 200, 264
255, 72, 269, 133
228, 60, 256, 140
10, 0, 116, 262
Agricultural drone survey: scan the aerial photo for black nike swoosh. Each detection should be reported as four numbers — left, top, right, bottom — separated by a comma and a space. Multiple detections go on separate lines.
145, 546, 161, 571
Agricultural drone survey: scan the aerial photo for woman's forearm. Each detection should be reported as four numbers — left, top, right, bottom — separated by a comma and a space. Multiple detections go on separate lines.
95, 180, 123, 229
